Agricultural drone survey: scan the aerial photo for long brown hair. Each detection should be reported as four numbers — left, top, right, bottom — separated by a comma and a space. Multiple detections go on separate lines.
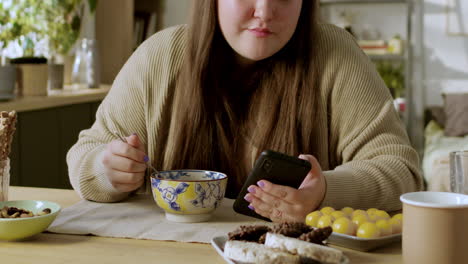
164, 0, 320, 197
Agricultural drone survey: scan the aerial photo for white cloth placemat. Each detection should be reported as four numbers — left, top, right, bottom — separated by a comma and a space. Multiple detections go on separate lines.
47, 195, 268, 243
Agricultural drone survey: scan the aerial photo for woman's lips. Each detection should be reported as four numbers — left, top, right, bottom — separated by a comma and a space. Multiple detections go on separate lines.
248, 28, 272, 38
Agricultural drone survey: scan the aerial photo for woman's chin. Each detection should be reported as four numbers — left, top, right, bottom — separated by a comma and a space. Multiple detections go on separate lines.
235, 52, 275, 66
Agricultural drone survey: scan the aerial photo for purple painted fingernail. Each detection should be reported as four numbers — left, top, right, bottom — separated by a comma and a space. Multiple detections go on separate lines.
248, 205, 254, 210
247, 186, 256, 194
244, 195, 252, 202
144, 155, 149, 162
257, 181, 265, 188
132, 132, 137, 136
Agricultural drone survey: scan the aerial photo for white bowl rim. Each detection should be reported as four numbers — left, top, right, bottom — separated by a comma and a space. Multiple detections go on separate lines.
151, 169, 228, 182
400, 192, 468, 208
0, 200, 61, 222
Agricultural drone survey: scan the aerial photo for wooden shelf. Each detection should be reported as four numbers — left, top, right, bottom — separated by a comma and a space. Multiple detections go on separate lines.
0, 85, 110, 112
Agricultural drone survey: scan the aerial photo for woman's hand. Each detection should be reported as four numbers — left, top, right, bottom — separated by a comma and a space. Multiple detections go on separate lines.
244, 154, 326, 222
102, 133, 147, 192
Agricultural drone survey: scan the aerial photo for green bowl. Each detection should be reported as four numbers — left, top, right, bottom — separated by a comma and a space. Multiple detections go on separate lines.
0, 200, 61, 241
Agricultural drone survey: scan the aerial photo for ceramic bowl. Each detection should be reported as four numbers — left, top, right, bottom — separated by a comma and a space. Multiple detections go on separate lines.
0, 200, 61, 240
150, 170, 228, 223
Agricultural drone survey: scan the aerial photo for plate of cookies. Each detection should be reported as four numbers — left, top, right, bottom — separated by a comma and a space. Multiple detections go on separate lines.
305, 206, 402, 251
211, 222, 349, 264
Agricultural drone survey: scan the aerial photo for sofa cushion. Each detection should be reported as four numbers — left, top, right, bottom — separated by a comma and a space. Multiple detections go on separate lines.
444, 93, 468, 137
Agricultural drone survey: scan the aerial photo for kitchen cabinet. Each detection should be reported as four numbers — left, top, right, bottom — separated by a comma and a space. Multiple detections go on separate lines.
18, 108, 61, 188
1, 86, 109, 189
5, 101, 101, 189
8, 101, 101, 189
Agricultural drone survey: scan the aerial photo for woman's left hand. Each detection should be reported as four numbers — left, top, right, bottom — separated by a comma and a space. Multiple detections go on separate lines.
244, 154, 326, 223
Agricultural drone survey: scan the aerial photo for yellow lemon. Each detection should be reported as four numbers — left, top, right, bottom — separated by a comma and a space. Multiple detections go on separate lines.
332, 217, 356, 236
375, 219, 393, 237
366, 208, 378, 216
352, 209, 367, 218
375, 210, 390, 220
317, 215, 334, 228
368, 214, 381, 222
389, 218, 402, 234
392, 213, 403, 221
356, 222, 381, 239
305, 211, 323, 227
320, 207, 336, 216
341, 207, 354, 217
330, 211, 346, 220
352, 214, 369, 228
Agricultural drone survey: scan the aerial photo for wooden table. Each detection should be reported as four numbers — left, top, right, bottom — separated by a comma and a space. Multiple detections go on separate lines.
2, 187, 402, 264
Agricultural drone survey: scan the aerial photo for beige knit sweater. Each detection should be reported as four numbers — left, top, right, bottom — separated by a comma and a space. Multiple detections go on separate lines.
67, 24, 423, 211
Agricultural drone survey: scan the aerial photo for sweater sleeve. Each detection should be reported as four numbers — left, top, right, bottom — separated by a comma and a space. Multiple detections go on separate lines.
318, 26, 424, 211
66, 26, 185, 202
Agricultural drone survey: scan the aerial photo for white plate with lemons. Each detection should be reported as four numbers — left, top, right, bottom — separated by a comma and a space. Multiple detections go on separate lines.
327, 232, 401, 252
307, 207, 403, 252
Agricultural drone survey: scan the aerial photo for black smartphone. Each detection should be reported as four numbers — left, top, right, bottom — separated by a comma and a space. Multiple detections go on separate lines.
233, 150, 312, 221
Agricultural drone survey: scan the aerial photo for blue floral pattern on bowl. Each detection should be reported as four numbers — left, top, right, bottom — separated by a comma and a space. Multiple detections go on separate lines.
153, 179, 189, 211
154, 171, 191, 180
190, 182, 224, 208
203, 171, 225, 180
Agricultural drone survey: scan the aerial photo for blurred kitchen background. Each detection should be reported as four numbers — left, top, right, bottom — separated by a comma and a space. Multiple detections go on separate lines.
0, 0, 467, 192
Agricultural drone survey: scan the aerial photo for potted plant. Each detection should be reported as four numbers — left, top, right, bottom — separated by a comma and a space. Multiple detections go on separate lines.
0, 1, 38, 99
3, 0, 49, 96
2, 0, 97, 95
376, 61, 405, 99
44, 0, 85, 90
0, 3, 17, 100
45, 0, 98, 89
376, 61, 405, 118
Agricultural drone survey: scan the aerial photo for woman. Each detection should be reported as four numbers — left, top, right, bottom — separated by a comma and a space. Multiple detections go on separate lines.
67, 0, 423, 222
